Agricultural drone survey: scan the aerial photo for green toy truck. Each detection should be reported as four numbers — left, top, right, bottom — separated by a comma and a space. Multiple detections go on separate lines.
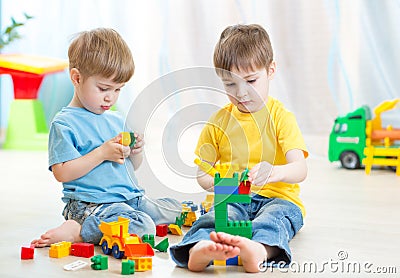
328, 105, 371, 169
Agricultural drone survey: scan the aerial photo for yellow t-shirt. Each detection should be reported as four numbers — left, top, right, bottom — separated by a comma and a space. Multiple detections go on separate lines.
195, 96, 308, 216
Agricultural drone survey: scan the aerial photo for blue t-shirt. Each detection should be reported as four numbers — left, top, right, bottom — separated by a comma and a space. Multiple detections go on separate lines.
48, 107, 143, 204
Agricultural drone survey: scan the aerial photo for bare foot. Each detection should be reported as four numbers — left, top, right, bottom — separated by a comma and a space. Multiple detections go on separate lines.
188, 232, 240, 272
215, 232, 267, 273
31, 220, 82, 247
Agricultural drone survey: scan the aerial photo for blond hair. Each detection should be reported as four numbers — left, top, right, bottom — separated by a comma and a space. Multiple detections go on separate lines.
68, 28, 134, 83
213, 24, 273, 73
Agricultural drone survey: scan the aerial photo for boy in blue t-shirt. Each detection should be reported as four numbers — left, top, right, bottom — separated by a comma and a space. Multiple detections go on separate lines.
32, 28, 180, 247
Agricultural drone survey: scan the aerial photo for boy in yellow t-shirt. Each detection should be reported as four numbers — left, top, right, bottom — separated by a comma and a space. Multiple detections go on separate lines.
170, 24, 308, 273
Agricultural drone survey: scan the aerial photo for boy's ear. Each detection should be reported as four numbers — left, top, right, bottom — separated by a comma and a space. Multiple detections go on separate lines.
70, 68, 81, 85
268, 61, 276, 79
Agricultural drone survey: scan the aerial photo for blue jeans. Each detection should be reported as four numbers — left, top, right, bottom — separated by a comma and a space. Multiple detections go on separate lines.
62, 195, 181, 244
169, 194, 303, 268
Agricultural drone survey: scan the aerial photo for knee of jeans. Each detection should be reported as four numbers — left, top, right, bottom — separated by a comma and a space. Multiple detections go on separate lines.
128, 213, 156, 236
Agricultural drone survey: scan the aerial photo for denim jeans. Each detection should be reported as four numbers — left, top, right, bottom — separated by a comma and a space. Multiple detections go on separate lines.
62, 195, 181, 244
169, 194, 303, 268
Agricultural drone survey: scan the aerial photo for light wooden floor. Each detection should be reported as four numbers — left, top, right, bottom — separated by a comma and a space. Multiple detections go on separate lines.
1, 150, 400, 277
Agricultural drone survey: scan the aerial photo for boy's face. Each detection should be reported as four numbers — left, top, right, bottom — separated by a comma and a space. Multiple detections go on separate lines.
71, 69, 125, 114
221, 62, 276, 113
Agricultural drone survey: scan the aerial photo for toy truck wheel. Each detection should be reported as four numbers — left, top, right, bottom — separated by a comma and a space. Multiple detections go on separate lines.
339, 151, 360, 169
112, 244, 124, 259
101, 241, 111, 255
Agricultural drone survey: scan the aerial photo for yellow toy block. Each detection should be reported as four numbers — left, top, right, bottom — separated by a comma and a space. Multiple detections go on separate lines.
119, 132, 131, 146
49, 241, 71, 258
214, 163, 239, 178
168, 224, 183, 235
0, 54, 68, 75
213, 260, 226, 266
128, 257, 152, 272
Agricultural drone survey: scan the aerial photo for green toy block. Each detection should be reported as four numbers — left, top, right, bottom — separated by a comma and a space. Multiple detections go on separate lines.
3, 99, 48, 150
129, 132, 136, 148
91, 254, 108, 270
214, 194, 251, 206
240, 168, 249, 182
121, 259, 135, 275
154, 238, 169, 252
214, 173, 239, 186
142, 234, 155, 248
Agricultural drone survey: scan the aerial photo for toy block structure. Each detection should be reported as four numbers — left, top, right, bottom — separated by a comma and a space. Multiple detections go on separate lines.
156, 224, 168, 237
49, 241, 71, 258
129, 257, 152, 271
21, 244, 35, 260
212, 164, 252, 266
181, 201, 198, 227
121, 259, 135, 275
168, 211, 188, 235
71, 243, 94, 258
91, 255, 108, 270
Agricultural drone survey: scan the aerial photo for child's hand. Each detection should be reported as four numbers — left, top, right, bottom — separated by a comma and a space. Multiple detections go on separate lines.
248, 161, 274, 185
130, 133, 144, 156
100, 134, 125, 164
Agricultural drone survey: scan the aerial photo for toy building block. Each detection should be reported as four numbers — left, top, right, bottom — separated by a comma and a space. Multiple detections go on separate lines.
213, 260, 226, 266
121, 259, 135, 275
129, 257, 152, 272
214, 163, 239, 178
168, 224, 183, 236
49, 241, 71, 258
71, 242, 94, 258
91, 255, 108, 270
240, 168, 249, 182
64, 260, 88, 271
154, 238, 169, 252
142, 234, 155, 248
119, 132, 136, 147
182, 200, 198, 211
21, 244, 35, 260
238, 180, 251, 195
194, 158, 217, 177
156, 224, 168, 237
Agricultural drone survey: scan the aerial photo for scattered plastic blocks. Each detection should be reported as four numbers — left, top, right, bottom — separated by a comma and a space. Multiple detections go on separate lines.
71, 242, 94, 258
21, 244, 35, 260
91, 254, 108, 270
156, 224, 168, 237
142, 234, 155, 248
128, 257, 152, 272
121, 259, 135, 275
154, 238, 169, 252
49, 241, 71, 258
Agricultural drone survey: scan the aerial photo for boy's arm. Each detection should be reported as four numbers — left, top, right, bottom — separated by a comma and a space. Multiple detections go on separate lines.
52, 134, 125, 182
248, 149, 307, 185
196, 160, 215, 192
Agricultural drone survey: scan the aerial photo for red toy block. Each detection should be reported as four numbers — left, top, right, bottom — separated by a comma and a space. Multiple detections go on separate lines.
21, 244, 35, 260
156, 224, 168, 237
71, 243, 94, 258
238, 181, 251, 194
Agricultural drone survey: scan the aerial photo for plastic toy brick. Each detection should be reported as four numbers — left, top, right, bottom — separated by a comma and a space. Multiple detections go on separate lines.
49, 241, 71, 258
168, 224, 183, 236
214, 163, 239, 178
175, 211, 188, 228
128, 257, 152, 272
154, 238, 169, 252
194, 158, 217, 177
119, 132, 136, 147
240, 168, 249, 182
156, 224, 168, 237
141, 234, 155, 248
71, 242, 94, 258
213, 260, 226, 266
91, 255, 108, 270
64, 260, 88, 271
183, 211, 197, 226
121, 259, 135, 275
214, 185, 238, 195
214, 173, 239, 187
238, 180, 251, 194
182, 200, 198, 211
21, 244, 34, 260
